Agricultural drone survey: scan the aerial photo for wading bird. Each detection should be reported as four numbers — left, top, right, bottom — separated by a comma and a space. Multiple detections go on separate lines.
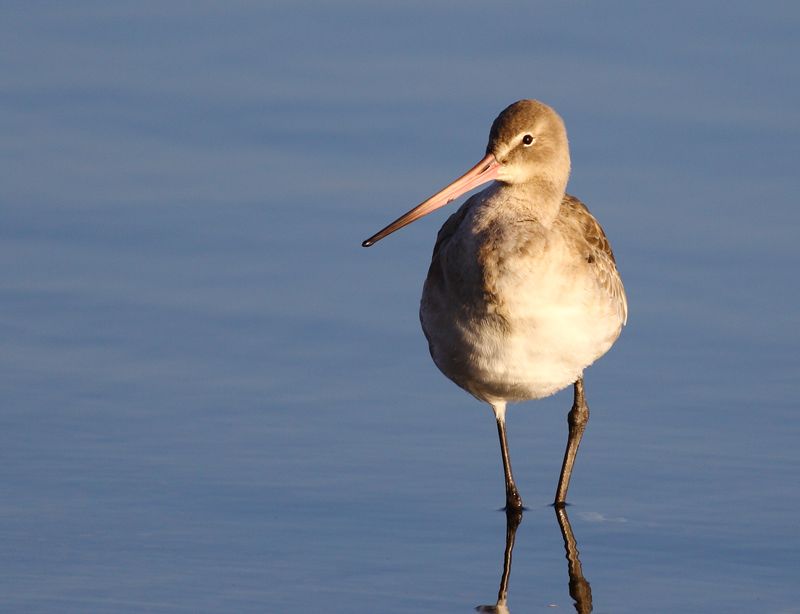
362, 100, 626, 510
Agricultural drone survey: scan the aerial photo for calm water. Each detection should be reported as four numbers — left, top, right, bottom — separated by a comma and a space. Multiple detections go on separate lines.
2, 2, 799, 612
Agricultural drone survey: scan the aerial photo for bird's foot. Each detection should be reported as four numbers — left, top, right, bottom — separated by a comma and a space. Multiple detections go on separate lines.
505, 489, 524, 513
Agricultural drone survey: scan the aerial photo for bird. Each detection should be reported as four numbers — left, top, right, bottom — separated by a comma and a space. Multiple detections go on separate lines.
362, 100, 627, 510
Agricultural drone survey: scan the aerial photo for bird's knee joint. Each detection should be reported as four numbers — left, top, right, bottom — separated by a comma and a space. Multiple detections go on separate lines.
568, 406, 589, 428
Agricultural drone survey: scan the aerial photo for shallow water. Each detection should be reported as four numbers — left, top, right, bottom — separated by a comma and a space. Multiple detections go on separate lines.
2, 2, 799, 612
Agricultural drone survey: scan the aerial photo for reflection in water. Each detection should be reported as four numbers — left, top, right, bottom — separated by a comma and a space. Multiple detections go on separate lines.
555, 506, 593, 614
475, 509, 522, 614
476, 507, 593, 613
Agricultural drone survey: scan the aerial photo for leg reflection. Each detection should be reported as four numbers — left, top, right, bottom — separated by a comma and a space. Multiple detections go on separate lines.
555, 505, 593, 614
476, 507, 594, 613
475, 508, 522, 614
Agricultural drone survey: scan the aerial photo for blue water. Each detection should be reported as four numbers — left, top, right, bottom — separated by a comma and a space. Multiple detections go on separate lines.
2, 2, 799, 612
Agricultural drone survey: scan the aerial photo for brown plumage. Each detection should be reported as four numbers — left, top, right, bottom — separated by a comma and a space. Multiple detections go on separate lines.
363, 100, 627, 510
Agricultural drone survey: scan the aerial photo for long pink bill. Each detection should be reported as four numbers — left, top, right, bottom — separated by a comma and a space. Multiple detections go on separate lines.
362, 153, 500, 247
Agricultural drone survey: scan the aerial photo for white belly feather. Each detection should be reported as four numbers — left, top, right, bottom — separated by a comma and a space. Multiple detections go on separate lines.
420, 203, 624, 404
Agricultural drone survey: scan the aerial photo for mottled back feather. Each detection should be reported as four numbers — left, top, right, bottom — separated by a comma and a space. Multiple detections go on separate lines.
558, 194, 628, 325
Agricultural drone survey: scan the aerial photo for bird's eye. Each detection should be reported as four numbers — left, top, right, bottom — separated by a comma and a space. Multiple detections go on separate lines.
522, 134, 535, 146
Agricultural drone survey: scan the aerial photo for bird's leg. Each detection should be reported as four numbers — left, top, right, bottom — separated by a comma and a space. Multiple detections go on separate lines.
554, 377, 589, 506
492, 402, 524, 511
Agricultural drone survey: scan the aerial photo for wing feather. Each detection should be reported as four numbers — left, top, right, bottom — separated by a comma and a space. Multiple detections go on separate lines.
561, 194, 628, 325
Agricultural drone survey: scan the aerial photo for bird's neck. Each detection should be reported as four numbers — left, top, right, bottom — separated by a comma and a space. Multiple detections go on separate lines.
489, 178, 565, 228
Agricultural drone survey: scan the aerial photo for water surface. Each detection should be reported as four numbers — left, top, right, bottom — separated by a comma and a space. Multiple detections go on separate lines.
1, 2, 798, 612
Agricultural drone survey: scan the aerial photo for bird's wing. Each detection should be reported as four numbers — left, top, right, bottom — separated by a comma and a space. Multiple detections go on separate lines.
562, 194, 628, 325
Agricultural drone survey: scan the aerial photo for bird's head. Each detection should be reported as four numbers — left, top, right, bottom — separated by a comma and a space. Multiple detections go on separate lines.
362, 100, 570, 247
487, 99, 571, 190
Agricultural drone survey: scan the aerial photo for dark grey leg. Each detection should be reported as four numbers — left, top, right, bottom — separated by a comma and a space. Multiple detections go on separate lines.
554, 376, 589, 506
495, 414, 524, 511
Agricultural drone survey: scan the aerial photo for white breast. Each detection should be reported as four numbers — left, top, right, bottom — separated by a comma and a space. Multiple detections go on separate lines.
420, 194, 624, 405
